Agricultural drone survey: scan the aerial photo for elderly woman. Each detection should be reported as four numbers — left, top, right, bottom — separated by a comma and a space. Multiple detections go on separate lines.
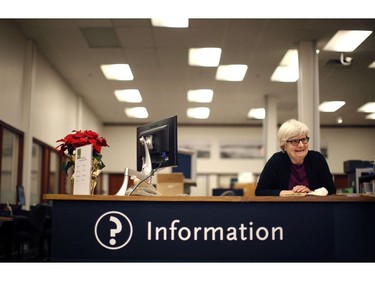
255, 119, 336, 196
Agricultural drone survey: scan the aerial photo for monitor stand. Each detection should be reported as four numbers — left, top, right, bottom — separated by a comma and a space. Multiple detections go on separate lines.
116, 136, 160, 196
115, 168, 147, 196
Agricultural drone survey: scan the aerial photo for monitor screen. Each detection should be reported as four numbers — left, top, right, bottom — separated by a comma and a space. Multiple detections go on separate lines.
172, 148, 197, 183
136, 115, 178, 173
17, 185, 26, 206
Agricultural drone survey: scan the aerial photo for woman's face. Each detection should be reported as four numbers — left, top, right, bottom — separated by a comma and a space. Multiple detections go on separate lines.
284, 134, 309, 165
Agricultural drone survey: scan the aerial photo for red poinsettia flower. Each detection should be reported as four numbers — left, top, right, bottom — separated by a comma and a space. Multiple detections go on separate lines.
56, 130, 109, 155
55, 130, 109, 174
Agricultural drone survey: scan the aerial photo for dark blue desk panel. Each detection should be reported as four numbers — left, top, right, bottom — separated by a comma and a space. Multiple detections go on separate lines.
45, 195, 375, 262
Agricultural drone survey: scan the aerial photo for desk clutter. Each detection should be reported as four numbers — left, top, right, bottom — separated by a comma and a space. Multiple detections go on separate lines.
156, 173, 186, 196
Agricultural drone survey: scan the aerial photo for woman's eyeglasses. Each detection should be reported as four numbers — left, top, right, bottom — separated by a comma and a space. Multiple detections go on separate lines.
286, 137, 310, 146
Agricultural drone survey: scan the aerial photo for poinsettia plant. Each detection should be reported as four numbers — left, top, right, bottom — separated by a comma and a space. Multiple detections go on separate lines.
55, 130, 109, 174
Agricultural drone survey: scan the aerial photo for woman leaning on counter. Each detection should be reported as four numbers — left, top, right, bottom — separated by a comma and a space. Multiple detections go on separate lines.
255, 119, 336, 196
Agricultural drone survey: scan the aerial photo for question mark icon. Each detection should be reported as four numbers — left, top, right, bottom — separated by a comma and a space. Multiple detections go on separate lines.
109, 216, 122, 245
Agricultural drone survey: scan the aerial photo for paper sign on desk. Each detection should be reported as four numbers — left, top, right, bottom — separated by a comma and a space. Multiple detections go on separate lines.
73, 144, 92, 195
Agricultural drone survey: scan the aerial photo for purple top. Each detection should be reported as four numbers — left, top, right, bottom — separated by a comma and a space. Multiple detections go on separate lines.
288, 163, 309, 189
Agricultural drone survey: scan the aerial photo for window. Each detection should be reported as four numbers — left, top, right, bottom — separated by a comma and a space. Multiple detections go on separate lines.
0, 122, 23, 205
0, 121, 64, 207
33, 139, 66, 204
49, 151, 60, 194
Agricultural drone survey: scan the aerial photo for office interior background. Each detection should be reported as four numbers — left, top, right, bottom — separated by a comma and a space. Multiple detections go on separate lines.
1, 19, 375, 209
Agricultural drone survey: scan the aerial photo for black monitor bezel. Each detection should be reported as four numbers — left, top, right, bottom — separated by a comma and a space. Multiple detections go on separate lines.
136, 115, 178, 172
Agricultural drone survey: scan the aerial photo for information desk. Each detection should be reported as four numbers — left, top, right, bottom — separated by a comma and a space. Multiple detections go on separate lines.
43, 194, 375, 262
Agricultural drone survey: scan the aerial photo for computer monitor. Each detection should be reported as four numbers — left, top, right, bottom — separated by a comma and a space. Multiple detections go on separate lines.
17, 185, 26, 206
136, 115, 178, 175
116, 115, 178, 196
172, 148, 197, 184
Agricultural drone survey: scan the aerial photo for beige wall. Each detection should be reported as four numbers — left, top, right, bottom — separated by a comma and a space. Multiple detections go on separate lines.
0, 20, 103, 147
0, 20, 27, 130
102, 125, 375, 176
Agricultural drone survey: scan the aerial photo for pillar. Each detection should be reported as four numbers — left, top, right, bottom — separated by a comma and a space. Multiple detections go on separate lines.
21, 40, 37, 209
297, 40, 320, 151
263, 95, 278, 161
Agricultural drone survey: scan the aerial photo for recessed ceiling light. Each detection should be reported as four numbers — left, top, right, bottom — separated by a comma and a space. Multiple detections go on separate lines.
369, 61, 375, 69
270, 66, 299, 82
319, 101, 346, 112
101, 64, 134, 81
215, 64, 248, 81
125, 107, 148, 118
358, 102, 375, 113
323, 30, 373, 52
151, 18, 189, 28
114, 89, 142, 103
189, 48, 222, 67
247, 108, 265, 119
187, 107, 210, 119
187, 89, 213, 103
271, 49, 299, 82
280, 49, 299, 66
365, 113, 375, 120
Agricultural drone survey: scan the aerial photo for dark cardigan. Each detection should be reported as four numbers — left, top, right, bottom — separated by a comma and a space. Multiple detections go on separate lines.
255, 150, 336, 196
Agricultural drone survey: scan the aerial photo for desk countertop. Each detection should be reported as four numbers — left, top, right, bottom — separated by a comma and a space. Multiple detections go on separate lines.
43, 194, 375, 203
0, 216, 13, 222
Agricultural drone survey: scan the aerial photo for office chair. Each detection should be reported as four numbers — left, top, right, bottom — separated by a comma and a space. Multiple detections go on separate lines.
212, 188, 244, 196
14, 203, 51, 261
220, 190, 237, 196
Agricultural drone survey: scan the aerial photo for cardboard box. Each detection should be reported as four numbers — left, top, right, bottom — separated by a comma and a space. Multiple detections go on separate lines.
156, 173, 184, 196
233, 182, 256, 197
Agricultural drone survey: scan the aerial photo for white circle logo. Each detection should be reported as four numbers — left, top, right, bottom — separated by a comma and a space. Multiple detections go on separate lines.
94, 211, 133, 250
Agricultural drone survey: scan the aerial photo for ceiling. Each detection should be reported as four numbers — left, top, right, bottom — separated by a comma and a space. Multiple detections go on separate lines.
12, 19, 375, 127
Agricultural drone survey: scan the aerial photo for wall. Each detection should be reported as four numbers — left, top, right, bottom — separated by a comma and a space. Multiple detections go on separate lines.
31, 52, 102, 146
102, 125, 375, 175
321, 127, 375, 173
0, 20, 26, 130
101, 125, 375, 195
0, 21, 103, 207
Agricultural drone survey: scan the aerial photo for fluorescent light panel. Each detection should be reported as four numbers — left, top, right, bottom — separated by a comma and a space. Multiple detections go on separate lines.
125, 107, 148, 118
101, 64, 134, 81
357, 102, 375, 113
151, 18, 189, 28
187, 89, 213, 103
271, 49, 299, 82
271, 66, 299, 82
189, 48, 222, 67
319, 101, 346, 112
365, 113, 375, 120
247, 108, 265, 119
323, 30, 373, 52
114, 89, 142, 103
280, 49, 299, 66
216, 64, 248, 81
187, 107, 210, 119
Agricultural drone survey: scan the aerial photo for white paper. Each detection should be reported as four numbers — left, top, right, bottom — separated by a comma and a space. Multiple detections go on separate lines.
308, 187, 328, 196
73, 144, 93, 195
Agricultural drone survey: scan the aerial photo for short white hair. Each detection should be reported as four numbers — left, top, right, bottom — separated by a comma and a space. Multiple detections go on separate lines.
278, 119, 309, 151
